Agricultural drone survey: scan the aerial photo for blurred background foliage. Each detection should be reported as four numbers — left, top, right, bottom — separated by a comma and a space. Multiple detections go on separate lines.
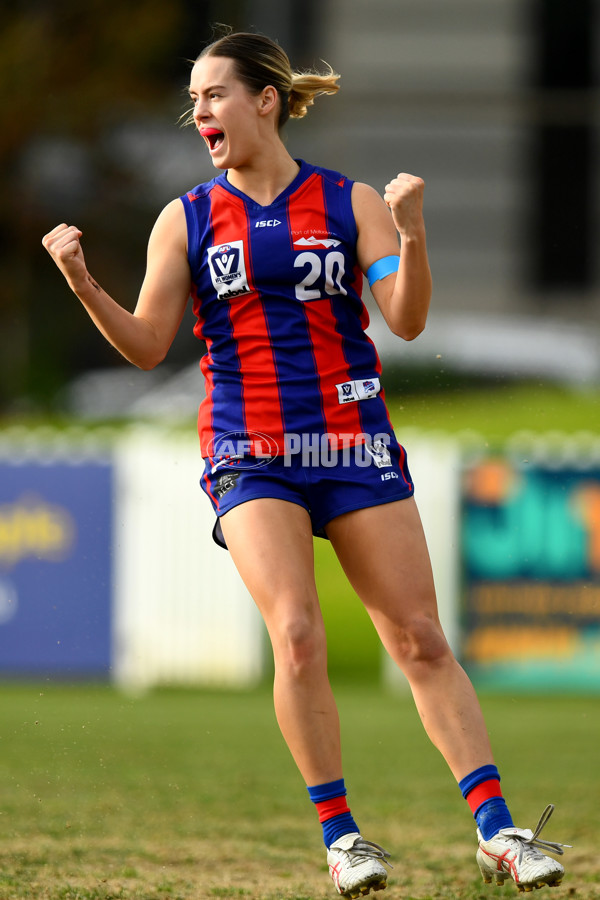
0, 0, 226, 410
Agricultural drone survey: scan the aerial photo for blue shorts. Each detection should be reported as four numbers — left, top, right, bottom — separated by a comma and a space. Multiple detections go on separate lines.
200, 434, 414, 549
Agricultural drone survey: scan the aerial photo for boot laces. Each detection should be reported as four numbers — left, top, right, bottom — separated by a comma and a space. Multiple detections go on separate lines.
504, 804, 572, 857
345, 837, 393, 869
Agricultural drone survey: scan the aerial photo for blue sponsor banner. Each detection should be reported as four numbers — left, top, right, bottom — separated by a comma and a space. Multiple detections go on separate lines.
461, 458, 600, 691
0, 460, 113, 677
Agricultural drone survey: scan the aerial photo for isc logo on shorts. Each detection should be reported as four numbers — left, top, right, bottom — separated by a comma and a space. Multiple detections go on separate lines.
207, 240, 251, 300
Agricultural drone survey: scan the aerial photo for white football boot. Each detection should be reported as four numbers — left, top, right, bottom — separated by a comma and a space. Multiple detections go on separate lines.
476, 805, 571, 892
327, 832, 391, 898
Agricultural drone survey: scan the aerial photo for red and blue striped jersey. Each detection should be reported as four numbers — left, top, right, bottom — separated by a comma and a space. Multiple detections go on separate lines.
180, 160, 393, 457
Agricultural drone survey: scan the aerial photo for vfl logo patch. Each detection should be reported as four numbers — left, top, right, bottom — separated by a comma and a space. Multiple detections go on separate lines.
365, 440, 392, 469
207, 240, 251, 300
335, 377, 381, 404
214, 471, 240, 499
337, 381, 359, 403
294, 236, 341, 249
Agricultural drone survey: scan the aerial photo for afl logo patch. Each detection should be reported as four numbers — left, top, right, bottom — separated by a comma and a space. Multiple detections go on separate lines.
217, 244, 231, 254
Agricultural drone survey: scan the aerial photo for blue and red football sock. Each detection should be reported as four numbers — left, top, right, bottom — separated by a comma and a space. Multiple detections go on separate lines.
459, 764, 514, 840
307, 778, 359, 848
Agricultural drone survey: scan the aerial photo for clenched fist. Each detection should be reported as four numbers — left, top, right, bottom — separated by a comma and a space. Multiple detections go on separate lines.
42, 223, 89, 290
383, 174, 425, 238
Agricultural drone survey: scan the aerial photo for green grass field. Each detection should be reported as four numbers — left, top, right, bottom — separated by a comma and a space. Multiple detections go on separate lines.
0, 684, 598, 900
384, 380, 600, 442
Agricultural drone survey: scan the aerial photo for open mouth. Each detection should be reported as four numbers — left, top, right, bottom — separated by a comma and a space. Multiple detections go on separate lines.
201, 128, 225, 153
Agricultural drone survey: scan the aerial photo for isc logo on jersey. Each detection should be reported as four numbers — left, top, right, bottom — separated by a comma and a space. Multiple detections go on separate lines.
207, 240, 251, 300
255, 219, 281, 228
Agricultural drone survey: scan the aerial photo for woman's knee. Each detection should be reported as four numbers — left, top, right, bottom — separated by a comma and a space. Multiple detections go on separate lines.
270, 612, 327, 676
384, 613, 451, 668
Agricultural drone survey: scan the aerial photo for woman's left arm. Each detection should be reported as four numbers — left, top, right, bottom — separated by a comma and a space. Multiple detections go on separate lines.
352, 175, 432, 340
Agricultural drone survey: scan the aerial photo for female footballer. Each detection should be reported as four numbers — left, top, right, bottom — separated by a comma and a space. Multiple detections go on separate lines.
42, 30, 568, 899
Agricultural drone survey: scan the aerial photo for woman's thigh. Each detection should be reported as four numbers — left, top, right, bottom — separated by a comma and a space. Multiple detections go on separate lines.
325, 497, 440, 625
220, 497, 323, 633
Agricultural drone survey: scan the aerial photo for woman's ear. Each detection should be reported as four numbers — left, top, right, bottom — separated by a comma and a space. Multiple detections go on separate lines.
258, 85, 279, 116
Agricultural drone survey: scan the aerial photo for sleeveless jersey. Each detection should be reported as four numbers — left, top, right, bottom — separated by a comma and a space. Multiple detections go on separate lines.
180, 159, 393, 458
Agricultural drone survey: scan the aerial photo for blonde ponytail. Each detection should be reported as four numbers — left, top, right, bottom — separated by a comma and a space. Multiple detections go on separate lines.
288, 67, 341, 119
197, 32, 340, 128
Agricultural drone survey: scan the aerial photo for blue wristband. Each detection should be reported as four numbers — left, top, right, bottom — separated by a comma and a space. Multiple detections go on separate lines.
366, 255, 400, 287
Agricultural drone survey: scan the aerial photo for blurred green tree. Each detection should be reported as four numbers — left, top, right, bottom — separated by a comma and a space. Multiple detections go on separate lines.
0, 0, 190, 411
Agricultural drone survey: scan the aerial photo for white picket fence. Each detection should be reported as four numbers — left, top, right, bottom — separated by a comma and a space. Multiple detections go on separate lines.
111, 427, 264, 691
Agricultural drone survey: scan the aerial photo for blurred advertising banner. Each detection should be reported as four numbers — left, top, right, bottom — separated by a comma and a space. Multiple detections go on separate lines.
0, 460, 113, 677
0, 427, 263, 688
461, 457, 600, 691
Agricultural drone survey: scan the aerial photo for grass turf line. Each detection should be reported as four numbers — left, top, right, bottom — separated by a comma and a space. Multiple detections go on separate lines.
0, 684, 598, 899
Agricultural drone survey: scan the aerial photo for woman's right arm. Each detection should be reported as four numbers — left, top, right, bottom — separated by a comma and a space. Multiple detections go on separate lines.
42, 198, 191, 370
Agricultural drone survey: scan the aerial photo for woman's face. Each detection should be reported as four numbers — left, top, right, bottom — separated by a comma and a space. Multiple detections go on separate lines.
189, 55, 268, 170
